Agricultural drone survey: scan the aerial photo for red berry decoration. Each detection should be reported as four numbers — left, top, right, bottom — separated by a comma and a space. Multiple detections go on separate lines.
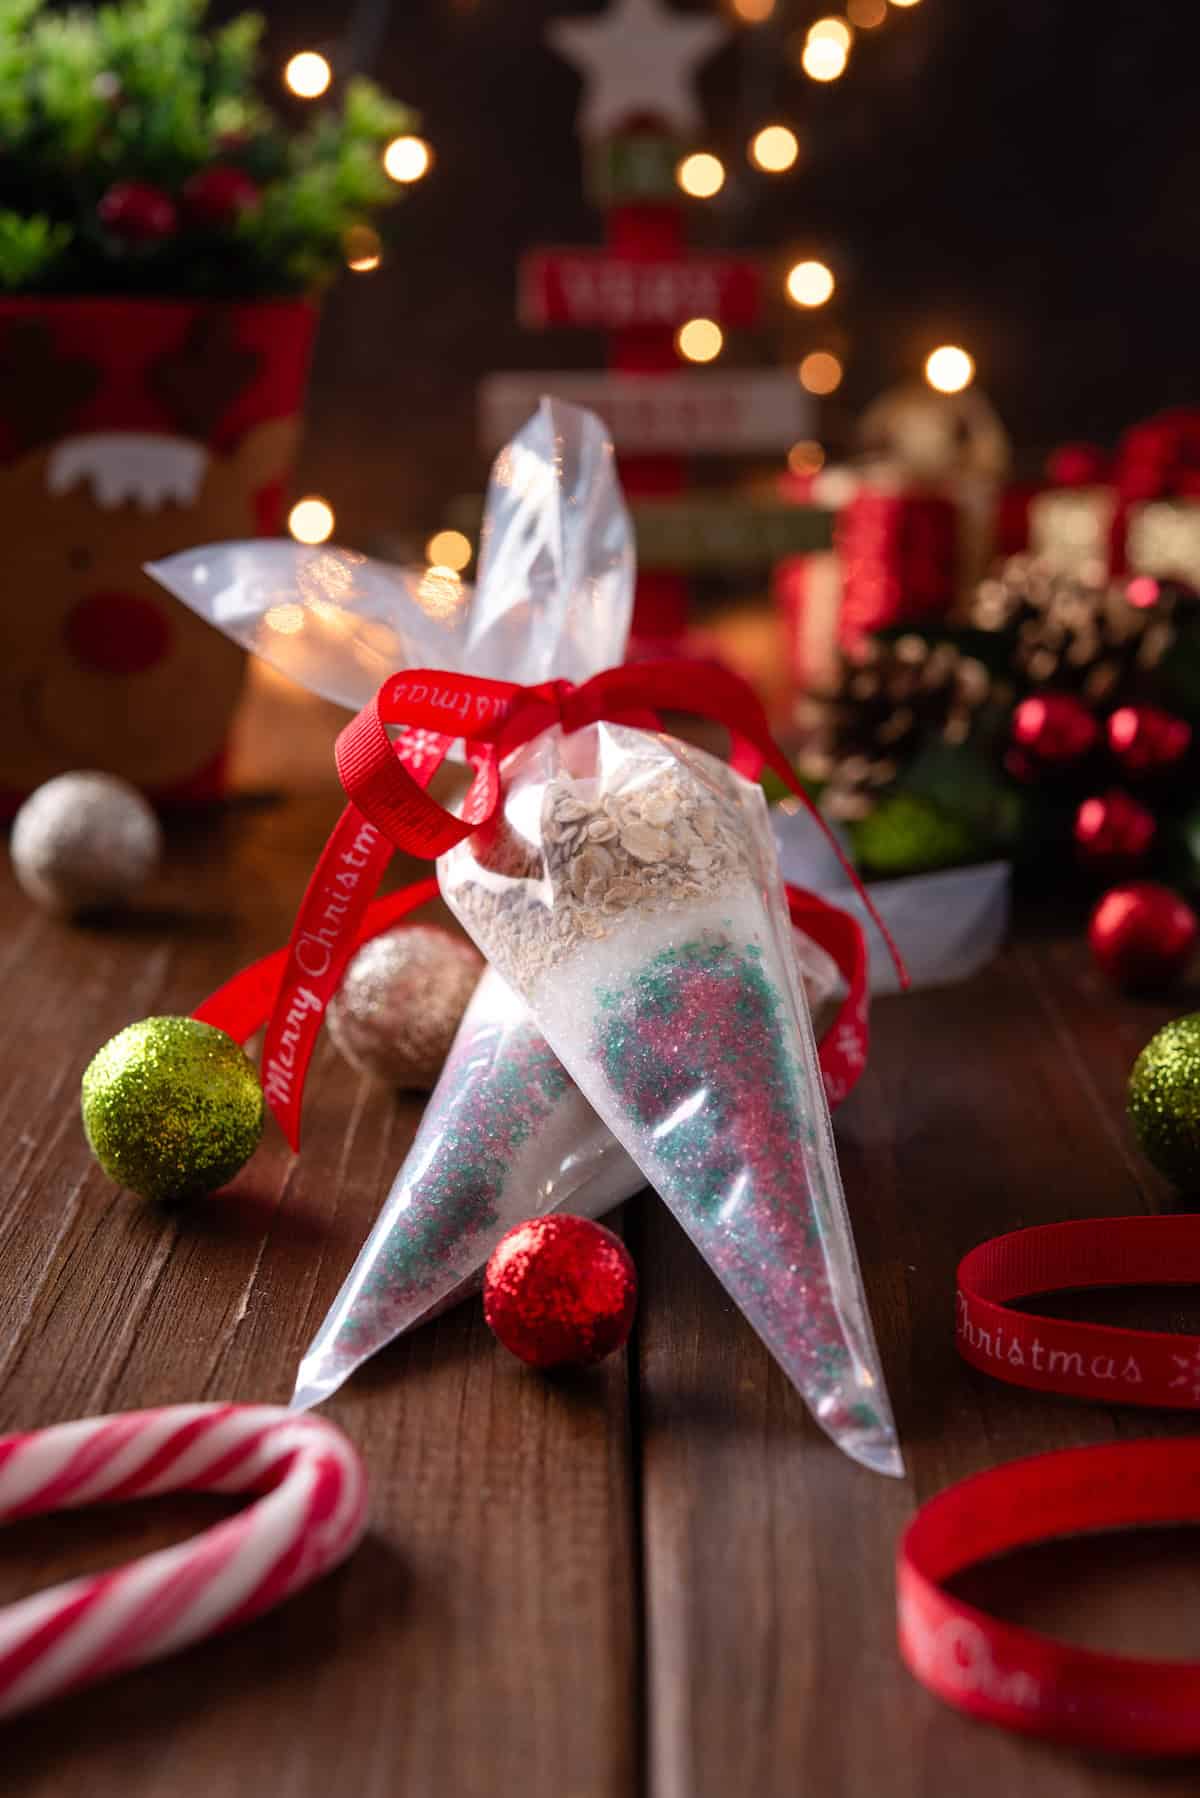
1011, 693, 1099, 767
97, 181, 177, 243
1074, 790, 1157, 870
1107, 705, 1192, 775
1088, 882, 1199, 990
182, 165, 262, 227
483, 1215, 637, 1370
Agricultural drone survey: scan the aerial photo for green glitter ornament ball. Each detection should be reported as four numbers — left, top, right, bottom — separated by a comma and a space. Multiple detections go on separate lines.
81, 1016, 265, 1203
1128, 1014, 1200, 1189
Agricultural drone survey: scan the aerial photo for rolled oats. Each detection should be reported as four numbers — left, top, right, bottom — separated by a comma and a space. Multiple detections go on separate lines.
453, 737, 754, 991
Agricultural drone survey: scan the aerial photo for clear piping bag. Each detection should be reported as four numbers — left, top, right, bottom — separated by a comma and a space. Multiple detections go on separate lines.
291, 928, 841, 1412
440, 724, 902, 1477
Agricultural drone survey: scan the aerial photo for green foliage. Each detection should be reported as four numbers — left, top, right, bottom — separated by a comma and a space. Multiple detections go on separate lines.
900, 740, 1023, 855
840, 572, 1200, 885
758, 762, 824, 807
0, 211, 74, 288
0, 0, 414, 295
850, 792, 982, 880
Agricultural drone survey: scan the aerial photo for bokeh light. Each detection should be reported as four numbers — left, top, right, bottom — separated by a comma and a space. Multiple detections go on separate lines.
750, 124, 801, 173
676, 317, 724, 363
676, 151, 726, 198
425, 529, 473, 573
417, 565, 465, 620
786, 259, 835, 308
801, 35, 848, 79
924, 344, 975, 393
288, 497, 335, 544
889, 0, 922, 7
730, 0, 775, 18
383, 135, 433, 183
807, 16, 853, 50
798, 351, 843, 395
1127, 577, 1162, 610
283, 52, 331, 99
344, 223, 382, 272
788, 440, 826, 476
847, 0, 887, 25
265, 603, 305, 636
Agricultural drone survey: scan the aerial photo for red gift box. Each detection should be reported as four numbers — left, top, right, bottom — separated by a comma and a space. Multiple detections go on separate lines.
776, 483, 960, 696
836, 489, 959, 642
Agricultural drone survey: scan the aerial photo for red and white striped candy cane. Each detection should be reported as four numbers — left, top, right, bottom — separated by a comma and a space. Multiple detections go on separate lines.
0, 1403, 368, 1719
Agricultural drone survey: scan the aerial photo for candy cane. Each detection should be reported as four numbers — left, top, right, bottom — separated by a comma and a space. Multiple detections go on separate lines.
0, 1404, 368, 1720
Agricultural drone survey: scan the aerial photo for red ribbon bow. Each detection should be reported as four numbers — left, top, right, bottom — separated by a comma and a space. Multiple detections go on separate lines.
209, 657, 905, 1147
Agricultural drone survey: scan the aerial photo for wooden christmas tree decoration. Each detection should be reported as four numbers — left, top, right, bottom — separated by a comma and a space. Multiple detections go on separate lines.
469, 0, 831, 646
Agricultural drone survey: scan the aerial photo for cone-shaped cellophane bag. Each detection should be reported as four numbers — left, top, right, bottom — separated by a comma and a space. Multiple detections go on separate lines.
440, 722, 901, 1476
292, 925, 843, 1411
152, 398, 898, 1474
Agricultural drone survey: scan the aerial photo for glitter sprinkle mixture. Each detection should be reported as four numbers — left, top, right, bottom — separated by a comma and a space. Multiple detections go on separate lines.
439, 722, 899, 1473
310, 997, 573, 1385
593, 930, 883, 1448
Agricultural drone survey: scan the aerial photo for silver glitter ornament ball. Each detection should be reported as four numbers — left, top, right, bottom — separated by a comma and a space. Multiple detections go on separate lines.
328, 924, 484, 1090
11, 772, 162, 916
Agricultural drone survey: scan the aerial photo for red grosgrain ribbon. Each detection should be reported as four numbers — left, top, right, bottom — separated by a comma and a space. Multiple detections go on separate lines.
194, 877, 442, 1046
255, 660, 904, 1146
898, 1438, 1200, 1755
195, 879, 871, 1139
786, 886, 869, 1107
239, 722, 454, 1147
957, 1216, 1200, 1408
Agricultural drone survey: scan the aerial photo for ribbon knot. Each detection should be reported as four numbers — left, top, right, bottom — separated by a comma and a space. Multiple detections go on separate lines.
554, 678, 593, 738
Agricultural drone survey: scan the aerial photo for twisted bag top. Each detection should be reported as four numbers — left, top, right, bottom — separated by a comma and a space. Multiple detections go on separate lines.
150, 397, 636, 710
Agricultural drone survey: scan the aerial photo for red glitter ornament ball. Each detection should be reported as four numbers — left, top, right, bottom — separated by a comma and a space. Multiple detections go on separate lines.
183, 165, 262, 227
97, 181, 177, 243
483, 1215, 638, 1370
1074, 789, 1156, 870
1088, 882, 1199, 990
1106, 705, 1192, 776
1011, 693, 1099, 767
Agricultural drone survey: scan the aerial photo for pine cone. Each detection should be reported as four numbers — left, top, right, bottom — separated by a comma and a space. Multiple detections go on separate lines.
806, 632, 994, 821
810, 558, 1199, 826
968, 555, 1186, 705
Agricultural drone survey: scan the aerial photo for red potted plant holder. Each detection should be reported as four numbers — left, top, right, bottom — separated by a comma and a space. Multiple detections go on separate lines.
0, 294, 317, 811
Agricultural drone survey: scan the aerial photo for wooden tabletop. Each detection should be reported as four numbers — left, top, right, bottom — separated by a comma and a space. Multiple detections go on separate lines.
3, 667, 1199, 1798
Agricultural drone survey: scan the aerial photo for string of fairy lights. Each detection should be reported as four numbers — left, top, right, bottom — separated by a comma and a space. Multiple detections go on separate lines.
673, 0, 972, 411
279, 44, 435, 547
281, 0, 975, 572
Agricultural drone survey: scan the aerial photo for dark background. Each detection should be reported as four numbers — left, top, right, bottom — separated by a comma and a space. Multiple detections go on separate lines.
250, 0, 1200, 548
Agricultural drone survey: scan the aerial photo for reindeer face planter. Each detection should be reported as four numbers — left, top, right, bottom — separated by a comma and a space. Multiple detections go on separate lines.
0, 297, 315, 810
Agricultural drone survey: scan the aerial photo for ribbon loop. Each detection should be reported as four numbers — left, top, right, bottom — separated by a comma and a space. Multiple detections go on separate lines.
958, 1216, 1200, 1409
335, 698, 471, 862
900, 1438, 1200, 1755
